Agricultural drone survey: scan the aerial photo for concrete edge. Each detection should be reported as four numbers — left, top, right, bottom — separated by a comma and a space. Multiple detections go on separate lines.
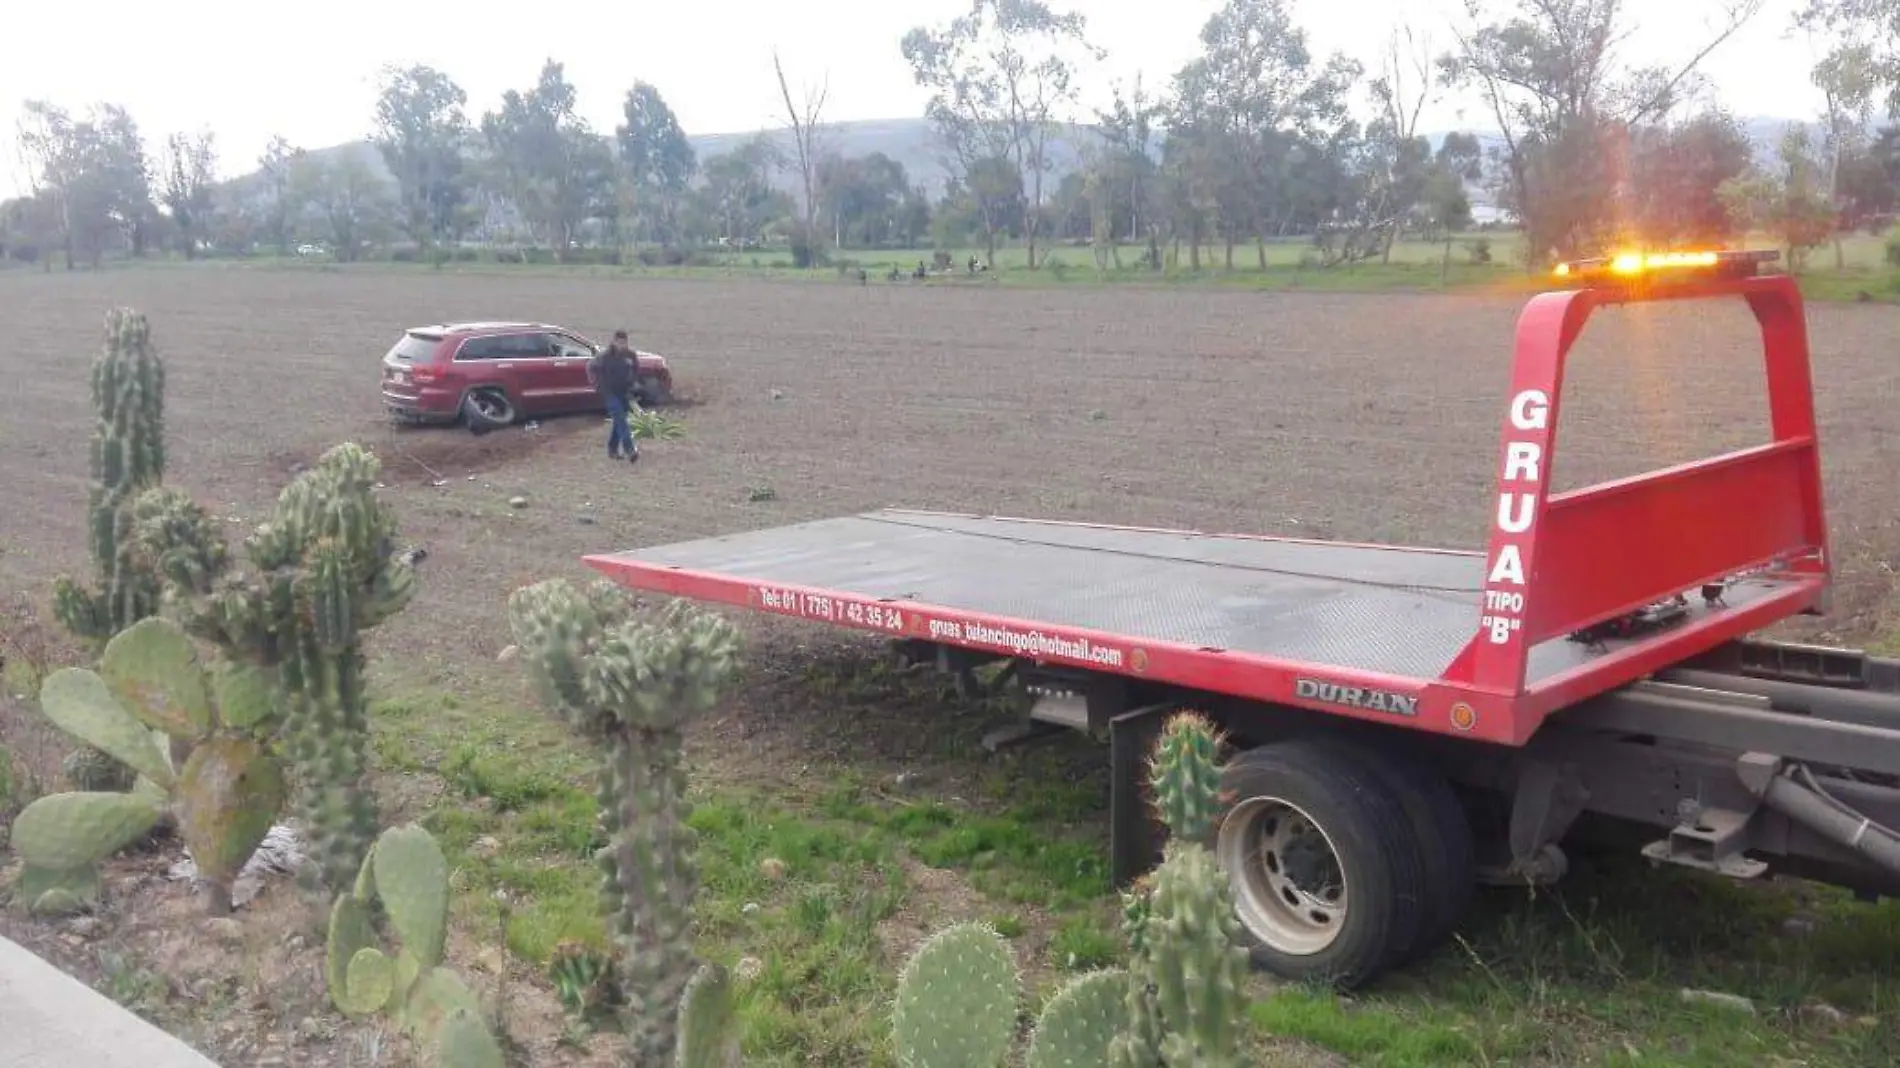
0, 933, 221, 1067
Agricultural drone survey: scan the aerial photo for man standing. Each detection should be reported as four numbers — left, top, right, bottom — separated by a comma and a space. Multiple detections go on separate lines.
586, 329, 640, 463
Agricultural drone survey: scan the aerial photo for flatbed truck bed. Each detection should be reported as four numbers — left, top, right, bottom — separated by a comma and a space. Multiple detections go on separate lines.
587, 259, 1900, 988
588, 508, 1818, 746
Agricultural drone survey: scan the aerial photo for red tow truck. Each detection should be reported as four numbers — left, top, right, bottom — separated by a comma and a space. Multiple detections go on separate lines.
587, 251, 1900, 987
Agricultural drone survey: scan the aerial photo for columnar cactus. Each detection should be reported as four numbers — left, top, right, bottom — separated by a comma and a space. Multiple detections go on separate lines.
10, 616, 288, 914
53, 307, 168, 644
507, 577, 742, 1065
1115, 711, 1249, 1068
324, 824, 505, 1068
154, 442, 416, 899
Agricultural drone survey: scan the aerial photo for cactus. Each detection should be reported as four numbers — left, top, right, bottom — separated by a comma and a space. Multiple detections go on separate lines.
1148, 711, 1224, 842
11, 617, 288, 914
889, 923, 1141, 1068
676, 962, 737, 1068
1026, 969, 1130, 1068
52, 308, 169, 645
890, 712, 1250, 1068
145, 442, 413, 899
1117, 711, 1248, 1068
892, 923, 1020, 1068
508, 578, 742, 1064
1144, 843, 1248, 1067
324, 824, 506, 1067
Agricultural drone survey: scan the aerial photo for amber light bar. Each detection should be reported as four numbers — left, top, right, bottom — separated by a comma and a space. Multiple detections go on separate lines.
1553, 249, 1781, 282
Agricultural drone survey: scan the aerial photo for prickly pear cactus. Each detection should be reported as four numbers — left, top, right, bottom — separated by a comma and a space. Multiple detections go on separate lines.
1027, 969, 1131, 1068
62, 746, 137, 793
324, 824, 505, 1066
891, 922, 1020, 1068
52, 307, 169, 644
508, 578, 743, 1063
11, 791, 165, 872
14, 616, 289, 914
175, 736, 288, 912
1148, 711, 1224, 841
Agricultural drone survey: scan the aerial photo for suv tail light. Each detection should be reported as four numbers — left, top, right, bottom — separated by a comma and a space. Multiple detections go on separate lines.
412, 367, 440, 384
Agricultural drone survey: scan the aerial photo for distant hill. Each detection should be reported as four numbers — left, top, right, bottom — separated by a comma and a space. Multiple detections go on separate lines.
226, 112, 1819, 208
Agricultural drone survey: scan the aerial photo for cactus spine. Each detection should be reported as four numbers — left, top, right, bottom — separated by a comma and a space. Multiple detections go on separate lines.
324, 824, 505, 1067
11, 617, 288, 914
53, 307, 168, 644
508, 578, 742, 1065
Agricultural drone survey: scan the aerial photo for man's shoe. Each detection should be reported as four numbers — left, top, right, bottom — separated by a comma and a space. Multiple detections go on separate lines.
627, 447, 639, 464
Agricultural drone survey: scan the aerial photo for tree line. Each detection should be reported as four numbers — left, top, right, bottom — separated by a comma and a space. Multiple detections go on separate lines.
8, 0, 1900, 272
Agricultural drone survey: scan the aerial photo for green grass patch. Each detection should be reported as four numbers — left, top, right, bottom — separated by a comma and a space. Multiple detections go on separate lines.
50, 229, 1900, 304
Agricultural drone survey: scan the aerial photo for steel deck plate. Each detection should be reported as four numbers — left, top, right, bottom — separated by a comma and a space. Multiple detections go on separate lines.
590, 509, 1793, 685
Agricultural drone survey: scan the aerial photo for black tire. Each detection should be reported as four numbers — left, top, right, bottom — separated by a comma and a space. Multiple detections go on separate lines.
1346, 743, 1477, 967
462, 389, 515, 434
635, 375, 671, 407
1212, 737, 1429, 989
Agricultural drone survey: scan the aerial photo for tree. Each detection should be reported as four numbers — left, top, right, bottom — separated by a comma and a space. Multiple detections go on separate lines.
16, 101, 152, 268
288, 153, 397, 261
1441, 0, 1766, 266
1368, 24, 1441, 260
1093, 76, 1164, 267
773, 51, 830, 266
691, 137, 790, 247
1623, 111, 1756, 247
615, 82, 697, 247
161, 130, 217, 258
1166, 0, 1362, 268
819, 152, 922, 247
372, 64, 473, 255
902, 0, 1101, 268
257, 136, 303, 256
481, 60, 613, 255
1719, 124, 1838, 268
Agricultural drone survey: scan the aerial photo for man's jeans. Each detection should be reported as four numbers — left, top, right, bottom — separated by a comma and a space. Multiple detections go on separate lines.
604, 393, 636, 456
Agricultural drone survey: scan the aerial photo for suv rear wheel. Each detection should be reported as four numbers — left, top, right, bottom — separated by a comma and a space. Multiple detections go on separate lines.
635, 375, 671, 407
463, 389, 516, 434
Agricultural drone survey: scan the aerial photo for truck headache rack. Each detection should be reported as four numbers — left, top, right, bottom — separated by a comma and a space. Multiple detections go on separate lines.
585, 272, 1831, 747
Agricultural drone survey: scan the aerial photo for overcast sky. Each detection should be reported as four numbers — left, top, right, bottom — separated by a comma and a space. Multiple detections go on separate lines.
0, 0, 1826, 199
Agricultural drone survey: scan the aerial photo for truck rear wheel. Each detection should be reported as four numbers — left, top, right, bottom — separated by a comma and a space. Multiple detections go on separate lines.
1213, 738, 1430, 988
1348, 744, 1476, 966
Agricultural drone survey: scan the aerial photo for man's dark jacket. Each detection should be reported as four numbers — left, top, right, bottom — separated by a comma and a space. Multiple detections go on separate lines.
589, 345, 637, 399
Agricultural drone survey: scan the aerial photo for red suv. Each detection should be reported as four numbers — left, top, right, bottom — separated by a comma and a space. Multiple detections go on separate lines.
380, 321, 674, 429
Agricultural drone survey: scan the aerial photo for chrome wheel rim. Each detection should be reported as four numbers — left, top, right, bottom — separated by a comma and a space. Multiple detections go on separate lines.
1217, 795, 1348, 955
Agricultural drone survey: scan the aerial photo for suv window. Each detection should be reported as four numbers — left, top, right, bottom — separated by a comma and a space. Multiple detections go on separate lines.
494, 332, 554, 359
385, 333, 440, 362
454, 336, 508, 361
549, 333, 594, 360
